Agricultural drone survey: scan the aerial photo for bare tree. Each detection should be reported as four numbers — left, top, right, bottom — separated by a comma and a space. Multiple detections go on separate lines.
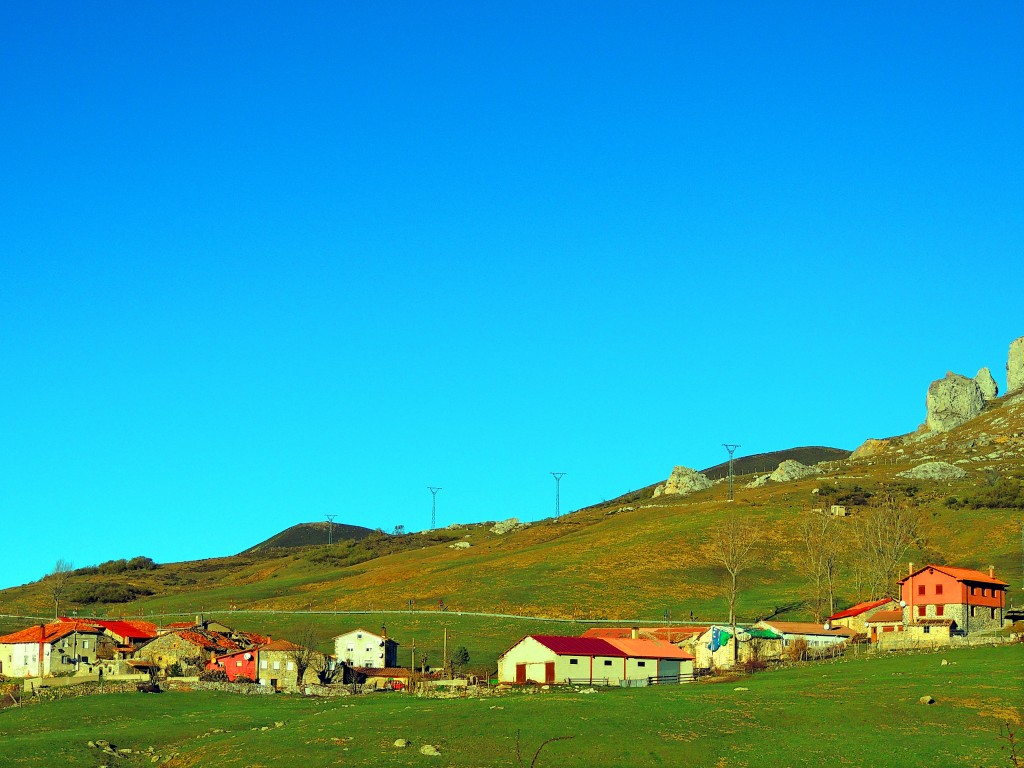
799, 508, 842, 620
310, 651, 340, 685
46, 559, 74, 619
707, 510, 762, 663
287, 625, 330, 686
849, 493, 923, 599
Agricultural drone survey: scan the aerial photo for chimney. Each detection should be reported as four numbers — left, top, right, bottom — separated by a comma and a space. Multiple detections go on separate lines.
381, 625, 387, 640
195, 615, 201, 627
631, 627, 639, 640
908, 562, 914, 576
989, 565, 995, 578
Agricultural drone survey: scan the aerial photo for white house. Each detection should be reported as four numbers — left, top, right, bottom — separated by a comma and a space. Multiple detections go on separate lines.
332, 627, 398, 669
497, 634, 694, 686
0, 621, 110, 678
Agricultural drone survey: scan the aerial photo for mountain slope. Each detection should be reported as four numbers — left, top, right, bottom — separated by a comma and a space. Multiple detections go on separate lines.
242, 522, 376, 553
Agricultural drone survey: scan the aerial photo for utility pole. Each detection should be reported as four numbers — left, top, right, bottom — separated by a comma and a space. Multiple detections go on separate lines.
550, 472, 566, 519
428, 487, 442, 529
443, 626, 449, 679
722, 444, 740, 502
326, 514, 337, 546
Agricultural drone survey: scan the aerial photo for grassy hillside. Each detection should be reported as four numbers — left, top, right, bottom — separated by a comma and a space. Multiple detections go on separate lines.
3, 394, 1023, 631
1, 645, 1021, 767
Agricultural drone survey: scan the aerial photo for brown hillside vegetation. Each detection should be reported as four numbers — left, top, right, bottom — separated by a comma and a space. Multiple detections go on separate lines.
3, 393, 1023, 625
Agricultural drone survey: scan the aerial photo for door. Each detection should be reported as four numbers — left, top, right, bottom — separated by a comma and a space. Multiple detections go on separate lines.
544, 662, 555, 684
515, 664, 526, 684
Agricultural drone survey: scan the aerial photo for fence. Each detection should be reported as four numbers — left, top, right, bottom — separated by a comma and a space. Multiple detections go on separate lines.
567, 677, 609, 686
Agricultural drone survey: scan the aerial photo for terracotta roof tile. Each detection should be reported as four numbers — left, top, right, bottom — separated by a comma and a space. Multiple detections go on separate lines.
866, 610, 904, 623
828, 599, 896, 621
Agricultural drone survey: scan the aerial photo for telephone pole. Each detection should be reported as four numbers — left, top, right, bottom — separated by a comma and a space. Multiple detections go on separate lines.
550, 472, 566, 519
428, 487, 442, 529
722, 444, 740, 502
326, 514, 337, 545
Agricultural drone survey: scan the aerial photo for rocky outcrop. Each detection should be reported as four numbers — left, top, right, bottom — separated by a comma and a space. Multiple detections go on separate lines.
768, 460, 820, 483
745, 474, 770, 488
652, 466, 713, 497
925, 372, 985, 433
490, 518, 528, 535
975, 368, 999, 400
1008, 337, 1024, 395
851, 438, 892, 460
897, 461, 968, 480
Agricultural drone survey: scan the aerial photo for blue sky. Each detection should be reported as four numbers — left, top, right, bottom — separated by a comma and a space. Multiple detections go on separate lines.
1, 3, 1021, 590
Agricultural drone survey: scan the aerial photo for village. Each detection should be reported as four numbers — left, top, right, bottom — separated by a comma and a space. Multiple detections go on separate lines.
1, 562, 1017, 698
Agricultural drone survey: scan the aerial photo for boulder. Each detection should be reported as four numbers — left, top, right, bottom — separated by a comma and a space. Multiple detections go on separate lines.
393, 739, 409, 748
925, 372, 985, 432
653, 466, 713, 496
897, 461, 968, 480
769, 460, 820, 483
447, 541, 471, 549
919, 695, 935, 705
745, 474, 770, 488
490, 518, 527, 535
419, 745, 441, 756
975, 368, 999, 400
1009, 336, 1024, 395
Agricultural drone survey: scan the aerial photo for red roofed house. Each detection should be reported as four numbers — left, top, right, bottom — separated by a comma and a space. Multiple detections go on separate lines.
826, 598, 900, 638
497, 634, 694, 686
208, 647, 259, 682
0, 621, 113, 677
898, 563, 1008, 640
136, 628, 244, 674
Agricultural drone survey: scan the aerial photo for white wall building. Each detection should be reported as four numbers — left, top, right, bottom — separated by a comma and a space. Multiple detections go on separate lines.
332, 627, 398, 669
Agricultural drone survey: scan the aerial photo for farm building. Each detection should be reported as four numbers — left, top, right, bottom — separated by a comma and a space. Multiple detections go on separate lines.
755, 621, 857, 652
497, 634, 693, 686
693, 625, 783, 670
0, 621, 113, 678
826, 599, 900, 635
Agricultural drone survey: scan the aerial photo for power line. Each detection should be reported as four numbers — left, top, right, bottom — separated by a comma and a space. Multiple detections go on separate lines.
550, 472, 566, 519
722, 444, 740, 502
326, 514, 337, 546
428, 487, 442, 529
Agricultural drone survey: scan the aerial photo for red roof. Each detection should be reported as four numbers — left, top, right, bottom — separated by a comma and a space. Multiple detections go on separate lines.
528, 635, 626, 657
828, 599, 895, 621
65, 618, 157, 640
0, 621, 104, 645
898, 564, 1008, 587
582, 626, 707, 643
604, 638, 695, 660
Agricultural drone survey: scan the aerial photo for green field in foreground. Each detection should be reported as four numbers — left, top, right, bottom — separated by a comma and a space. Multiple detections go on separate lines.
2, 644, 1022, 767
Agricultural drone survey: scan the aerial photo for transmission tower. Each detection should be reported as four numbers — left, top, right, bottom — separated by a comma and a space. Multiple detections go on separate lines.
326, 514, 337, 545
428, 487, 442, 529
722, 444, 740, 502
550, 472, 566, 519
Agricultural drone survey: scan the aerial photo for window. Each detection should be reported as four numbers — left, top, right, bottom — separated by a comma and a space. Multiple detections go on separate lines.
236, 661, 243, 667
286, 662, 295, 671
637, 661, 646, 668
918, 585, 925, 596
260, 660, 268, 669
971, 606, 977, 617
935, 584, 943, 595
272, 661, 281, 670
936, 606, 944, 616
917, 606, 926, 617
603, 660, 613, 666
923, 626, 931, 635
82, 641, 89, 648
569, 659, 578, 665
990, 608, 997, 619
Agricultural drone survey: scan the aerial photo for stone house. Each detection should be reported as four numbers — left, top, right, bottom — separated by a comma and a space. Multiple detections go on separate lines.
256, 639, 320, 690
898, 564, 1009, 636
136, 628, 245, 672
826, 598, 900, 637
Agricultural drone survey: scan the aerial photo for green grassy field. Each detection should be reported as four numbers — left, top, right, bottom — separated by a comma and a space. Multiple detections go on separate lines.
2, 644, 1021, 767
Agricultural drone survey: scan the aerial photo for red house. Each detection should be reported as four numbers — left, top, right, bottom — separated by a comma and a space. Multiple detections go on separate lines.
899, 564, 1008, 636
208, 647, 258, 681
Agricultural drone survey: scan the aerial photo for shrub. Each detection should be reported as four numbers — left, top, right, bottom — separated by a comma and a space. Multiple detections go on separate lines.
233, 675, 255, 684
66, 583, 154, 604
165, 662, 184, 678
198, 668, 229, 682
